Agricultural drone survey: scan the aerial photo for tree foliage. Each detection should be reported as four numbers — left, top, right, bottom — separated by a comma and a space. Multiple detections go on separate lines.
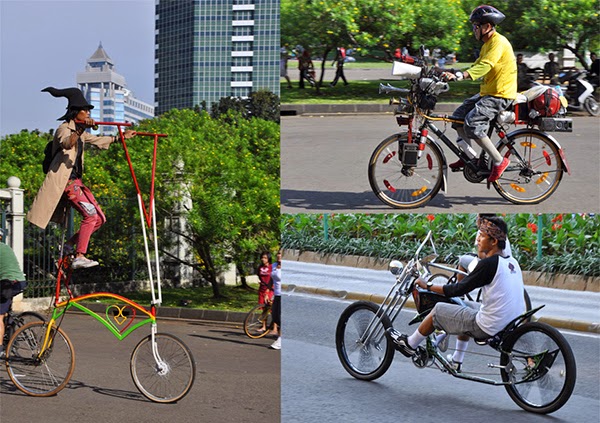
282, 0, 599, 68
210, 90, 280, 123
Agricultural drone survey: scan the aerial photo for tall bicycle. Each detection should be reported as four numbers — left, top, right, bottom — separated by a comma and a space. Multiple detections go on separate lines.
4, 124, 196, 403
369, 55, 572, 209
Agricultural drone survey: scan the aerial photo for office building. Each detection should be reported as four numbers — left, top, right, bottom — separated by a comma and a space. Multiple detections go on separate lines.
77, 43, 154, 134
154, 0, 279, 115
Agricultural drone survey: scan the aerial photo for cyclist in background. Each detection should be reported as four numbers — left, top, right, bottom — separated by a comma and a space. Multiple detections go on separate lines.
0, 229, 27, 358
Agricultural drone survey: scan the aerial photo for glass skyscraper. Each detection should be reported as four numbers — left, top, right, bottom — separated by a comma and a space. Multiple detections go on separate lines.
154, 0, 279, 115
77, 43, 154, 134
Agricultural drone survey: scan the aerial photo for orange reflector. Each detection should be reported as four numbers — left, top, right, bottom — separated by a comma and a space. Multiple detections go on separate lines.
520, 141, 537, 148
510, 183, 526, 193
536, 173, 549, 184
411, 186, 427, 197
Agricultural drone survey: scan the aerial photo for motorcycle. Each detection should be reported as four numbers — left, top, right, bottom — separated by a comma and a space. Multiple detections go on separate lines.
335, 231, 577, 414
558, 69, 599, 116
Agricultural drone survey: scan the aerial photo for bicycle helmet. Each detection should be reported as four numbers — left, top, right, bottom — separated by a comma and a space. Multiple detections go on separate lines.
469, 5, 505, 26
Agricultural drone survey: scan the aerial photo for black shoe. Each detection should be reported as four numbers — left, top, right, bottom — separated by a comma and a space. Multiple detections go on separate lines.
386, 328, 416, 357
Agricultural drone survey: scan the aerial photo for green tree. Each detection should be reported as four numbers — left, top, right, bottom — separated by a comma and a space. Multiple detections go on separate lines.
134, 109, 280, 298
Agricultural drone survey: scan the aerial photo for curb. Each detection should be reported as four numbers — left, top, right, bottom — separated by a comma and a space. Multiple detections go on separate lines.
281, 102, 461, 116
283, 284, 600, 334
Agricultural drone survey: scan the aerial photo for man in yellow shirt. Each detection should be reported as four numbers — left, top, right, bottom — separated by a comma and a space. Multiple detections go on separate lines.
445, 5, 517, 182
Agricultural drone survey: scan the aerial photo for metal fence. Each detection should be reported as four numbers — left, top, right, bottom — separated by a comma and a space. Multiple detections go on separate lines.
23, 197, 148, 298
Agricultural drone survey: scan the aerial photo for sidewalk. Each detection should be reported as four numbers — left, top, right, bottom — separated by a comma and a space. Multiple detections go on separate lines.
283, 260, 600, 334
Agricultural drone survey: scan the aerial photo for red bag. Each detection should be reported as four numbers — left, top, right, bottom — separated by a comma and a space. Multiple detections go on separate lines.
530, 88, 561, 117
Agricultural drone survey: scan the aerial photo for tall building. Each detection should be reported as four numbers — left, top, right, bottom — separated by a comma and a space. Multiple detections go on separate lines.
77, 43, 154, 134
154, 0, 279, 115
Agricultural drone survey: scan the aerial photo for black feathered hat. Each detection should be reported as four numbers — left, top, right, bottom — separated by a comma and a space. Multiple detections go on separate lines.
42, 87, 94, 120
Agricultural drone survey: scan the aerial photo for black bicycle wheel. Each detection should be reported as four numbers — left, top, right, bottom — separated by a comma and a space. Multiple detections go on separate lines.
130, 333, 196, 403
5, 321, 75, 397
336, 301, 394, 381
368, 133, 444, 209
244, 303, 273, 339
500, 322, 576, 414
3, 311, 45, 349
494, 131, 564, 204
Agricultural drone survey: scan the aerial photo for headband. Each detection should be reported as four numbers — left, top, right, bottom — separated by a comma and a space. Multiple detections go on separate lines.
479, 219, 507, 241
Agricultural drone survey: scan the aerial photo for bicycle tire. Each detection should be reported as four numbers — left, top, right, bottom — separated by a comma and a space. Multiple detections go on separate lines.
336, 301, 394, 381
493, 131, 564, 204
243, 303, 273, 339
5, 321, 75, 397
500, 322, 576, 414
368, 133, 444, 209
130, 333, 196, 403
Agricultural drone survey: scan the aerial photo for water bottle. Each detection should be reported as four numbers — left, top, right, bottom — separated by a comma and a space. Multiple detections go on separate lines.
457, 139, 476, 159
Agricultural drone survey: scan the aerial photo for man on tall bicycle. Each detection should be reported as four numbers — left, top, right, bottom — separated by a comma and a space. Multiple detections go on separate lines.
444, 5, 517, 183
0, 229, 27, 358
387, 216, 525, 371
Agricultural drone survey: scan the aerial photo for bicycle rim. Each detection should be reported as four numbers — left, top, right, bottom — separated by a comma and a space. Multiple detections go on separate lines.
6, 322, 75, 397
130, 333, 196, 403
501, 323, 576, 414
494, 132, 563, 204
336, 301, 394, 381
369, 134, 443, 209
244, 304, 272, 339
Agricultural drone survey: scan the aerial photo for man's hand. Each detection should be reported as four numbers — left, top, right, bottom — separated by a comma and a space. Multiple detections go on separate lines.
123, 129, 137, 140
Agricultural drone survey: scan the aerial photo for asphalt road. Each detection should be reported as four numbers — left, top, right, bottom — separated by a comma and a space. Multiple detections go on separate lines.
281, 115, 600, 213
282, 293, 600, 423
0, 314, 280, 423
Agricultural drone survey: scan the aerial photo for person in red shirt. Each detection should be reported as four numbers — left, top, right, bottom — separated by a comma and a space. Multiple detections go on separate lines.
256, 252, 274, 332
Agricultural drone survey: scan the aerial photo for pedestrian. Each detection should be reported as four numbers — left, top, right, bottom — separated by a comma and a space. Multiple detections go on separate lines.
330, 47, 349, 87
442, 5, 517, 182
280, 47, 293, 89
298, 50, 314, 89
27, 87, 136, 269
543, 53, 561, 85
516, 53, 533, 91
256, 251, 274, 332
270, 250, 282, 350
0, 229, 27, 358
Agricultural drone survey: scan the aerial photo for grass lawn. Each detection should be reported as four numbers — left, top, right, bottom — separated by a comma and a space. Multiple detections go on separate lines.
280, 79, 480, 104
89, 283, 262, 313
281, 59, 478, 104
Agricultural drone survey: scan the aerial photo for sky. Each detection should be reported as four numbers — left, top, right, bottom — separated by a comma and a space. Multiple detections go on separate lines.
0, 0, 155, 136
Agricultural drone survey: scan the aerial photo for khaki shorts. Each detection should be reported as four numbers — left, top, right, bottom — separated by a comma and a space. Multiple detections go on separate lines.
431, 301, 491, 340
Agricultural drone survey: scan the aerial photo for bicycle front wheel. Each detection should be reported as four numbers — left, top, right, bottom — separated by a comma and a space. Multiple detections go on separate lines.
130, 333, 196, 403
336, 301, 394, 381
494, 131, 564, 204
244, 304, 273, 339
368, 134, 444, 209
5, 321, 75, 397
500, 322, 576, 414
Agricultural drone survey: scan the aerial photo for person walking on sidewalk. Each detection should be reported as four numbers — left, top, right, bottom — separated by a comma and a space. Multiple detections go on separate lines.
443, 5, 517, 183
27, 87, 136, 269
270, 250, 282, 350
387, 216, 525, 371
330, 47, 349, 87
298, 50, 314, 89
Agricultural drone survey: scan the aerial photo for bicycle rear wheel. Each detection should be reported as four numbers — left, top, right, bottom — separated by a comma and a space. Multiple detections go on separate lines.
368, 134, 444, 209
500, 322, 576, 414
494, 131, 564, 204
244, 304, 272, 339
5, 321, 75, 397
130, 333, 196, 403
